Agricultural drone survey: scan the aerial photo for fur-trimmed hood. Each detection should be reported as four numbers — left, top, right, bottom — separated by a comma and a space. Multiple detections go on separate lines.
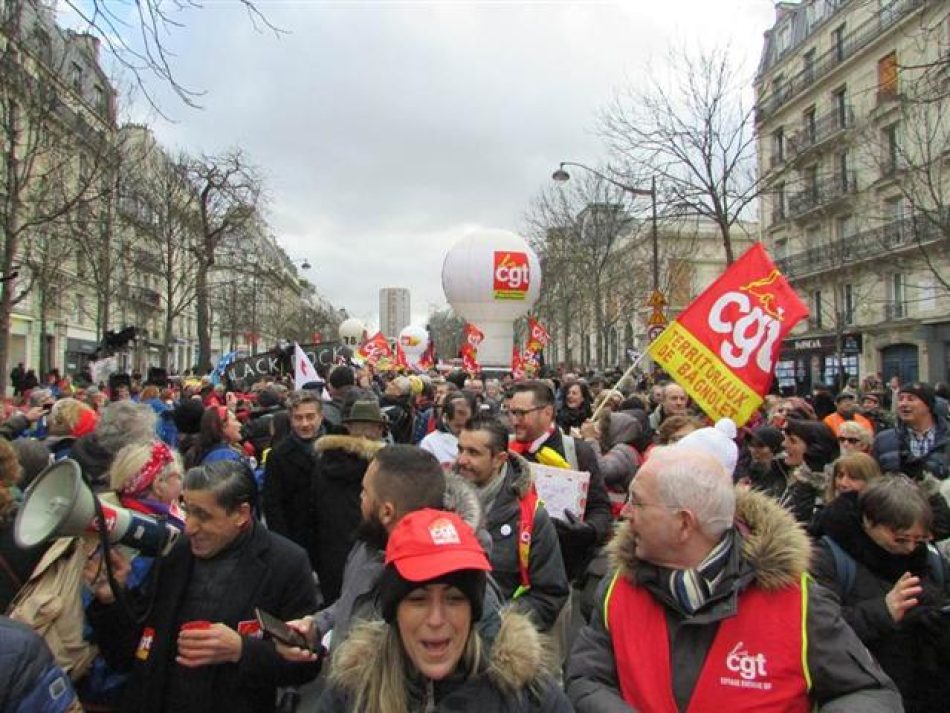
504, 452, 534, 498
444, 472, 484, 534
331, 608, 551, 695
608, 487, 812, 591
314, 434, 385, 460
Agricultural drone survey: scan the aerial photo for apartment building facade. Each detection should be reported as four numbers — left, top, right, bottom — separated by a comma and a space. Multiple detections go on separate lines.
755, 0, 950, 392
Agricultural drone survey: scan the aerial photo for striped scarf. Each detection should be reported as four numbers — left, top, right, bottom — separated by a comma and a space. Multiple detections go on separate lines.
666, 533, 733, 614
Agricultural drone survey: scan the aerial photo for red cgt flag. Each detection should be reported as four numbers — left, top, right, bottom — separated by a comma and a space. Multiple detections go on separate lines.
463, 323, 485, 348
511, 345, 525, 380
461, 343, 480, 375
358, 331, 392, 366
646, 242, 808, 426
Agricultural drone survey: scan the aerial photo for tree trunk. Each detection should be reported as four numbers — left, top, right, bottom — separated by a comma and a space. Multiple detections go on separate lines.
196, 261, 211, 372
161, 310, 173, 370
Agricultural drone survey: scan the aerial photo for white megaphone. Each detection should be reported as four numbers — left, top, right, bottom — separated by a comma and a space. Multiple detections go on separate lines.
15, 459, 180, 557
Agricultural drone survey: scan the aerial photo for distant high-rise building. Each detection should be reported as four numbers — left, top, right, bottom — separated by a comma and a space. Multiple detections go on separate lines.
379, 288, 411, 338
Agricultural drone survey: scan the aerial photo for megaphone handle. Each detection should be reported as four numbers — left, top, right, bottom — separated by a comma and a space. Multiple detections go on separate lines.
91, 495, 136, 620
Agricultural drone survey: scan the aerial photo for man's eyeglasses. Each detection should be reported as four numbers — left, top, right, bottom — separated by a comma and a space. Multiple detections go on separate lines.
508, 406, 544, 419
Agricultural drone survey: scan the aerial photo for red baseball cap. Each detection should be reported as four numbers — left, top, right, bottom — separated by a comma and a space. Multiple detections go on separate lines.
385, 508, 491, 582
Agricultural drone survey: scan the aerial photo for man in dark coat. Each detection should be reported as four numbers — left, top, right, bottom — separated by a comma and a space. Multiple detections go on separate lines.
873, 381, 948, 480
262, 390, 322, 570
86, 461, 319, 713
311, 400, 386, 605
507, 380, 611, 582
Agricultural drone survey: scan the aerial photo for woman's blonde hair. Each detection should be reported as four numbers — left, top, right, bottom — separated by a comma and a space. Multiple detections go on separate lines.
826, 452, 882, 502
331, 620, 484, 713
48, 398, 93, 436
109, 440, 183, 495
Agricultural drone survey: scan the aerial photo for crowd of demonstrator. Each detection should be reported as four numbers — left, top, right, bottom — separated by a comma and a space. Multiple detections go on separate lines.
1, 364, 948, 712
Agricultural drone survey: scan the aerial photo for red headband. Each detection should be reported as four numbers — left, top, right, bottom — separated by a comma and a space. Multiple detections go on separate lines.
122, 441, 174, 496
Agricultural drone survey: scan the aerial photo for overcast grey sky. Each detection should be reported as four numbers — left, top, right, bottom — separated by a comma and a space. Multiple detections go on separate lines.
102, 0, 777, 331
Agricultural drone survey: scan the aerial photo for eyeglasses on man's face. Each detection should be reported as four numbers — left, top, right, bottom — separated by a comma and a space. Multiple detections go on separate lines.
507, 406, 544, 420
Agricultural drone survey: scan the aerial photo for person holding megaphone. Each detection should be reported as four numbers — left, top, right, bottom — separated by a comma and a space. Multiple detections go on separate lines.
84, 460, 320, 713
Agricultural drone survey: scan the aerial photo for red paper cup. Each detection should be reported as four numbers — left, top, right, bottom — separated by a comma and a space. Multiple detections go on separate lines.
180, 620, 212, 632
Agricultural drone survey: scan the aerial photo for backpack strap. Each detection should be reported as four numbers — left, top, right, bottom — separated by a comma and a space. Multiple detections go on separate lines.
513, 483, 541, 599
926, 543, 945, 588
561, 434, 579, 471
821, 535, 856, 597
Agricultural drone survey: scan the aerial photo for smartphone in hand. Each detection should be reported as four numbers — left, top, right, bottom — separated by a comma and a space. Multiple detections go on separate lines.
255, 608, 312, 651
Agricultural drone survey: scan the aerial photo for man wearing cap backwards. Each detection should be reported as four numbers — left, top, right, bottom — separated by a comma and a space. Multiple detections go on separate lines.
455, 415, 569, 631
507, 380, 611, 582
315, 509, 572, 712
310, 399, 387, 606
86, 460, 319, 713
873, 381, 949, 480
566, 446, 901, 712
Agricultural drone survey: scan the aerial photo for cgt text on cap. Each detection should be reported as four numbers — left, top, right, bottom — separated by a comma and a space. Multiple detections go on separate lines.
384, 508, 491, 582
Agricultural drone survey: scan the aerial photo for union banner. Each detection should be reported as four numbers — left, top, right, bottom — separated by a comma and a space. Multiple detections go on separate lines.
646, 243, 808, 426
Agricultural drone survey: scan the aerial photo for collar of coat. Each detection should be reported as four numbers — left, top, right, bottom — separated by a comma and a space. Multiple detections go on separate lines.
314, 434, 385, 459
330, 608, 552, 695
608, 487, 812, 591
502, 452, 535, 498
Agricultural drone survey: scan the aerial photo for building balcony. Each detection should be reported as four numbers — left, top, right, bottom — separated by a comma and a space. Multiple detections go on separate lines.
131, 286, 161, 310
132, 248, 161, 274
787, 107, 854, 160
884, 302, 909, 321
787, 172, 858, 220
756, 0, 926, 124
776, 214, 941, 279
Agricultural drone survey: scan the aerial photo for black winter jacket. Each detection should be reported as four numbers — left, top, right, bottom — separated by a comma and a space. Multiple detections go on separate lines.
315, 610, 572, 713
312, 435, 384, 605
262, 434, 319, 569
483, 454, 569, 631
811, 492, 950, 713
87, 524, 319, 713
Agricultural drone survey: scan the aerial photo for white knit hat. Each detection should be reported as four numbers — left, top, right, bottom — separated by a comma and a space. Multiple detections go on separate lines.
673, 418, 738, 476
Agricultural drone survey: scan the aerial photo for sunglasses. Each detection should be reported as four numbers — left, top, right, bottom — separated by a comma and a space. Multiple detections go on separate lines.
837, 436, 862, 445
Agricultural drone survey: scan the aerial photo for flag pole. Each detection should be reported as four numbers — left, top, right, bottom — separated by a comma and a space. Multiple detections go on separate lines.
589, 348, 650, 423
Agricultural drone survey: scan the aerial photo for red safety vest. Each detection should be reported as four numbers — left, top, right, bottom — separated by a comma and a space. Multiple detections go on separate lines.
604, 571, 812, 713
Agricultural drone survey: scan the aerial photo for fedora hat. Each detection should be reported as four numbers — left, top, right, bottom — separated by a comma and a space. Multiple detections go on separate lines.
343, 400, 387, 424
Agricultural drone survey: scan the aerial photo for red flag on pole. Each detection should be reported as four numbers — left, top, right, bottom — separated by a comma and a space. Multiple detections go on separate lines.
511, 345, 525, 379
463, 323, 485, 348
646, 242, 808, 426
358, 331, 393, 366
461, 343, 480, 375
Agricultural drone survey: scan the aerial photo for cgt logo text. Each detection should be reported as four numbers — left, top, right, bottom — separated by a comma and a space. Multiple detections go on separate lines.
493, 251, 530, 300
720, 642, 772, 691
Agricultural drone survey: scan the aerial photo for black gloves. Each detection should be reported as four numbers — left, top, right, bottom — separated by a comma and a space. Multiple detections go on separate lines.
553, 509, 597, 547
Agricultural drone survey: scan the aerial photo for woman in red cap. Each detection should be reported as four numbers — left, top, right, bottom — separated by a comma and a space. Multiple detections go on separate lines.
315, 508, 571, 713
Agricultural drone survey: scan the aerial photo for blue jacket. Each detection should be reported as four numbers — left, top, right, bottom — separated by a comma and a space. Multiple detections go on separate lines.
0, 616, 77, 713
872, 397, 949, 479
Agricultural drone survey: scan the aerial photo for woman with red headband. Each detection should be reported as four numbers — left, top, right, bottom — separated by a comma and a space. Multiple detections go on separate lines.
315, 508, 571, 713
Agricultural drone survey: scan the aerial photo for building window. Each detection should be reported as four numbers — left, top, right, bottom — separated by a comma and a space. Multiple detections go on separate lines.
891, 273, 907, 318
804, 164, 819, 201
883, 123, 899, 175
775, 237, 788, 260
812, 290, 823, 328
774, 183, 786, 223
805, 225, 822, 252
803, 106, 817, 144
837, 151, 850, 191
844, 283, 854, 324
877, 52, 898, 103
94, 85, 107, 114
772, 128, 785, 165
802, 49, 816, 82
832, 23, 846, 63
776, 21, 792, 55
70, 61, 83, 93
832, 86, 848, 128
835, 214, 854, 240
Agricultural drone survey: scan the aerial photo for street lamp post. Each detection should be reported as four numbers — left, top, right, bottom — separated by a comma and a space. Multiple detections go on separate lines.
552, 161, 667, 341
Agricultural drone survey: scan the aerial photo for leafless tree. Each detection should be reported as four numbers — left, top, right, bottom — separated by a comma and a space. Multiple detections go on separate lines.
600, 45, 758, 265
184, 149, 264, 371
0, 1, 118, 393
427, 307, 465, 362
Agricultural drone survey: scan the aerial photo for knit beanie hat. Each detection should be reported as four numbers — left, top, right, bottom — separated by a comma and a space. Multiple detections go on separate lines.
899, 381, 936, 415
380, 508, 491, 623
673, 418, 739, 476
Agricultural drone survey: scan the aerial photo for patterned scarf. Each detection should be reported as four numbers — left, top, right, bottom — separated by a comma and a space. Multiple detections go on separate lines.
666, 533, 733, 614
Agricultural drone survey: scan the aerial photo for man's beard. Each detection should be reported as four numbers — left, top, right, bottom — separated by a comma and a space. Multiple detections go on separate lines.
355, 511, 388, 552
